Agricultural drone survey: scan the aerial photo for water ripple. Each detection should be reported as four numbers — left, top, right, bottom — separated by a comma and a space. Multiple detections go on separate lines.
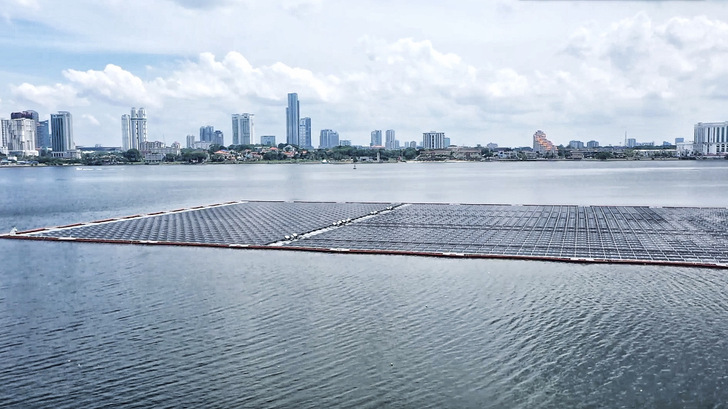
2, 242, 728, 408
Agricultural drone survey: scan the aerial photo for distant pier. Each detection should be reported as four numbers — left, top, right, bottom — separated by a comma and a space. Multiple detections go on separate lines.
3, 201, 728, 268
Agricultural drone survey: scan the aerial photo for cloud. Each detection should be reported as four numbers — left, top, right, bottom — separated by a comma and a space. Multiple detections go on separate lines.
11, 82, 87, 109
82, 114, 100, 126
281, 0, 323, 16
62, 64, 158, 107
13, 12, 728, 148
166, 0, 239, 9
1, 0, 39, 10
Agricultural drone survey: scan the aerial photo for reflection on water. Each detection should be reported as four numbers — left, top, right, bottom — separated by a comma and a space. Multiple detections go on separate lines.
1, 161, 728, 407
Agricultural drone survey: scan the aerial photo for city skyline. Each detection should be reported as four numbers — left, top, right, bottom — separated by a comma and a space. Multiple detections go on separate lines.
3, 1, 728, 148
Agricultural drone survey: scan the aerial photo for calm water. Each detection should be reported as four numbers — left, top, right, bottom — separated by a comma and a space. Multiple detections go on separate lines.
1, 161, 728, 408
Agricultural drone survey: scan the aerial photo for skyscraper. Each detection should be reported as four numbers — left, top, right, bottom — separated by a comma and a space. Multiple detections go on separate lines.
11, 110, 39, 150
319, 129, 339, 149
213, 130, 224, 146
286, 93, 300, 146
232, 113, 254, 145
0, 123, 6, 155
122, 107, 147, 151
422, 131, 445, 149
298, 117, 312, 149
37, 120, 50, 150
200, 125, 214, 143
121, 114, 131, 151
533, 130, 557, 155
51, 111, 75, 157
385, 129, 396, 150
1, 117, 37, 156
186, 134, 195, 149
371, 130, 382, 146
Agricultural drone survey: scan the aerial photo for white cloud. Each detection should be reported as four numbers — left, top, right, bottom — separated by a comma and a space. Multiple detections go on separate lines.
10, 82, 87, 109
1, 0, 39, 9
63, 64, 158, 107
281, 0, 323, 15
9, 6, 728, 147
82, 114, 100, 126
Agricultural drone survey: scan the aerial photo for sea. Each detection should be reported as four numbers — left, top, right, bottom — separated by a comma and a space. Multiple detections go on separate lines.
1, 160, 727, 408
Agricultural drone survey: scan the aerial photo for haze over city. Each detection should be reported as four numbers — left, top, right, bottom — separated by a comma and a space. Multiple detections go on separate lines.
2, 0, 728, 147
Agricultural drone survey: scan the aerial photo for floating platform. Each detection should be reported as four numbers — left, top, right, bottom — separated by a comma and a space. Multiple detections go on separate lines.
3, 201, 728, 269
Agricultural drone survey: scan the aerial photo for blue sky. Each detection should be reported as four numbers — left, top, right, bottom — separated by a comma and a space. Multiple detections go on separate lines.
2, 0, 728, 148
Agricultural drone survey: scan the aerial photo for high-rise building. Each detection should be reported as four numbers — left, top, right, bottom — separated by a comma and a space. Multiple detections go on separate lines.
568, 140, 584, 149
37, 120, 50, 150
371, 130, 382, 146
51, 111, 77, 157
1, 117, 37, 156
261, 135, 276, 146
385, 129, 396, 150
232, 113, 254, 145
200, 125, 215, 143
0, 122, 6, 155
122, 107, 147, 151
213, 130, 224, 146
11, 110, 39, 151
422, 131, 445, 149
533, 130, 557, 155
339, 139, 352, 146
443, 137, 451, 147
319, 129, 339, 149
586, 140, 599, 148
299, 117, 312, 148
693, 121, 728, 155
121, 114, 131, 151
626, 138, 637, 148
286, 93, 300, 146
186, 134, 195, 149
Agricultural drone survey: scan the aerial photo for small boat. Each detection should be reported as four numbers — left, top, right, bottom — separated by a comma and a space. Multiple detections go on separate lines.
353, 164, 357, 169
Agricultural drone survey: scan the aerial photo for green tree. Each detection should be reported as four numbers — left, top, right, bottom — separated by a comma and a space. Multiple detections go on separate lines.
123, 148, 142, 162
403, 147, 418, 160
208, 144, 225, 153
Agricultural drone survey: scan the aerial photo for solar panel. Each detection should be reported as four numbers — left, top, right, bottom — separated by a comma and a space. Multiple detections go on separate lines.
4, 201, 728, 268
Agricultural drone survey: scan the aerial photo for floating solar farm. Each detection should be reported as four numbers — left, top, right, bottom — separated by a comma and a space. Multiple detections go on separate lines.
3, 200, 728, 268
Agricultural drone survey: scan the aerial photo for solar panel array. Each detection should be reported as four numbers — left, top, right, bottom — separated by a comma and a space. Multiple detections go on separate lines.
286, 204, 728, 264
28, 201, 395, 246
10, 201, 728, 266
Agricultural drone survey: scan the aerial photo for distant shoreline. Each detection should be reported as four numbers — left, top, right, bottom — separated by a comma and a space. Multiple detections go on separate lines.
3, 156, 726, 168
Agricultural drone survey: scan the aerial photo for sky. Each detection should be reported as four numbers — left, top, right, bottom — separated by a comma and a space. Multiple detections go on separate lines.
2, 0, 728, 148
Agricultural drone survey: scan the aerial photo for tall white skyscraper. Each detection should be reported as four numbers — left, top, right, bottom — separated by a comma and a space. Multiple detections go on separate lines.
422, 131, 445, 150
122, 107, 147, 151
0, 117, 37, 156
232, 113, 254, 145
385, 129, 396, 150
299, 117, 311, 149
121, 114, 131, 151
51, 111, 75, 157
371, 130, 382, 146
0, 122, 6, 155
286, 93, 300, 146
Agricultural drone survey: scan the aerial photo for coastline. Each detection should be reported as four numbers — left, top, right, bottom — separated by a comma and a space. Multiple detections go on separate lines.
2, 156, 719, 168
